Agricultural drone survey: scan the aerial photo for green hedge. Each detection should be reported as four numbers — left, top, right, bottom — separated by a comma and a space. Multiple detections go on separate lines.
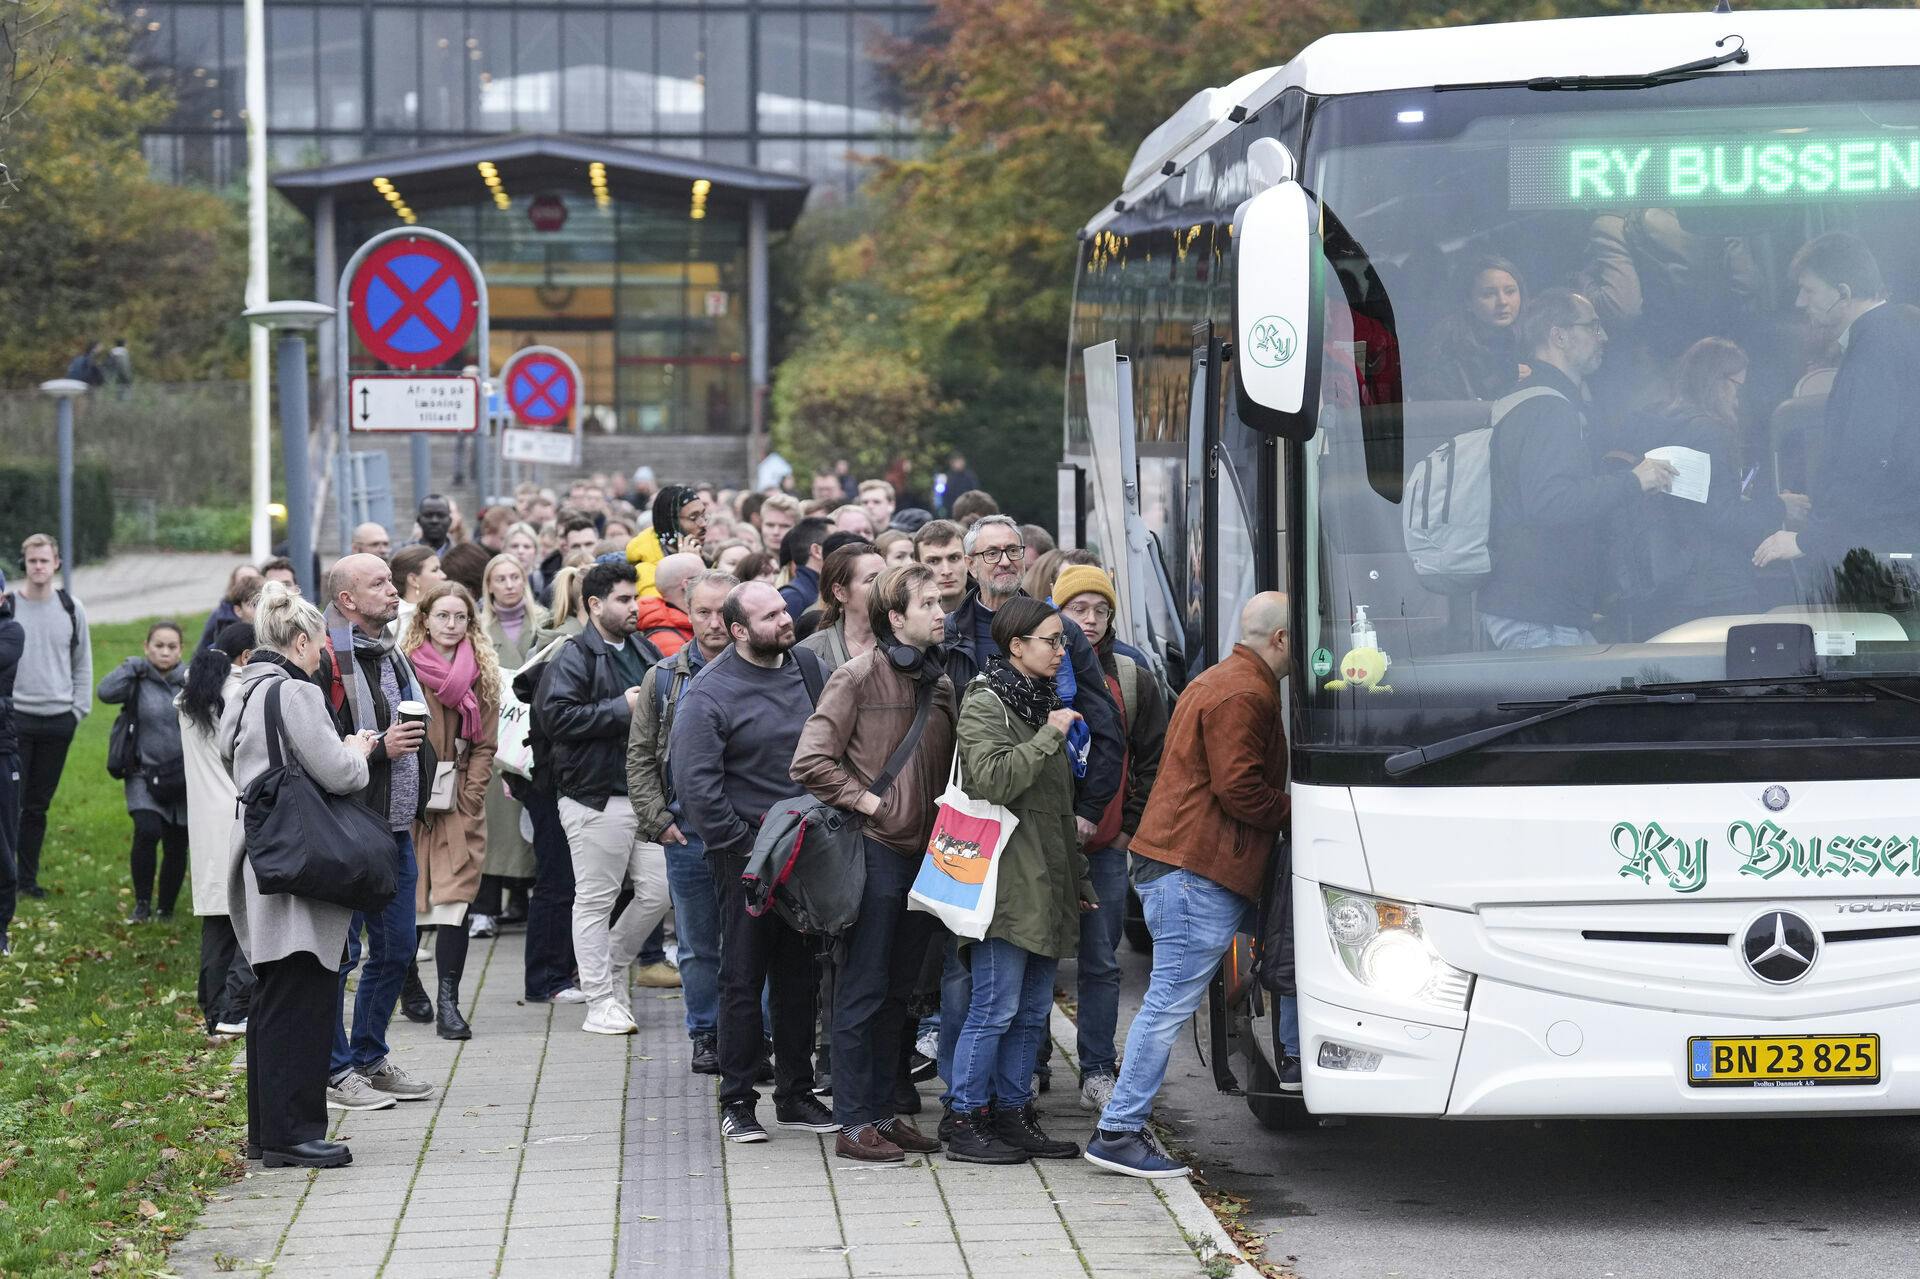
0, 461, 114, 567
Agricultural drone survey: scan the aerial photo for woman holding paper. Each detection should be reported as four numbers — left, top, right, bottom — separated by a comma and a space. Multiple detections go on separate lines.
1627, 337, 1790, 636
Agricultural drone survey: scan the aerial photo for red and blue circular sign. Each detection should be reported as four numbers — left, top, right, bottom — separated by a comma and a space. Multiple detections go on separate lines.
504, 351, 577, 427
348, 237, 480, 369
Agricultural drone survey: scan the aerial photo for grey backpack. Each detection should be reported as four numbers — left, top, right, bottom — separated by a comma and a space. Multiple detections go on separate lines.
1404, 386, 1564, 594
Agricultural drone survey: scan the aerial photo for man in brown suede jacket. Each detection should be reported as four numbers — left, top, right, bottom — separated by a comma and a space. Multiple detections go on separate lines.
791, 562, 956, 1163
1085, 592, 1290, 1180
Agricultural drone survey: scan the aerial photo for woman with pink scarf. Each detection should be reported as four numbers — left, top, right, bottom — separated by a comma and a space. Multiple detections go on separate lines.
399, 583, 500, 1040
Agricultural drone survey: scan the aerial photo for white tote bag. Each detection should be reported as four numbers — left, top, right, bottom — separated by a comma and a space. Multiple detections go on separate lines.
907, 743, 1019, 939
494, 679, 535, 779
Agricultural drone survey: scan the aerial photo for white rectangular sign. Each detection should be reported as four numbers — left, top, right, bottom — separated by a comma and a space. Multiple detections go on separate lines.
349, 375, 480, 433
502, 428, 579, 465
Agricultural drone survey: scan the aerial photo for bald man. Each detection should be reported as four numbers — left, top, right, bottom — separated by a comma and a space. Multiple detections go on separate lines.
633, 551, 705, 658
1086, 592, 1292, 1180
316, 553, 439, 1107
351, 523, 392, 560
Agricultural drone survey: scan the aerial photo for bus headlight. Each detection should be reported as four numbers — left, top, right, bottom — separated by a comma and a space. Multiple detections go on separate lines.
1322, 888, 1472, 1011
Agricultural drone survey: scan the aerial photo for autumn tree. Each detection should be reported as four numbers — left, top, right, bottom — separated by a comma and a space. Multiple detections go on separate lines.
0, 0, 249, 387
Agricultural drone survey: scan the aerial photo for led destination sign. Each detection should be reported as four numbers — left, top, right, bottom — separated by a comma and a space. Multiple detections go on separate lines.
1511, 132, 1920, 209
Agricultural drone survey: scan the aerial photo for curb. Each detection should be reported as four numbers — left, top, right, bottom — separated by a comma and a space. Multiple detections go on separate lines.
1048, 1003, 1263, 1279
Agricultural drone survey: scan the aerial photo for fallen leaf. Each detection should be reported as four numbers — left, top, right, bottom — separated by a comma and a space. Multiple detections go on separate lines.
136, 1200, 159, 1219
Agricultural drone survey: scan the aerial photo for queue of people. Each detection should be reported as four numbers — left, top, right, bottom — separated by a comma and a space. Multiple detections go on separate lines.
2, 457, 1288, 1184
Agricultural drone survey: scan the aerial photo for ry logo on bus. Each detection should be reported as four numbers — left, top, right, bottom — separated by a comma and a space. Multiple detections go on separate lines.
1248, 316, 1298, 369
1614, 819, 1920, 894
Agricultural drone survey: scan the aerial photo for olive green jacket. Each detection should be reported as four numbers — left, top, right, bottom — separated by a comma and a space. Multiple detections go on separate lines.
955, 680, 1092, 960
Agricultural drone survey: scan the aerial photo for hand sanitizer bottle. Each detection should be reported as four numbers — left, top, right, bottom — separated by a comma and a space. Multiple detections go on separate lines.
1351, 604, 1377, 652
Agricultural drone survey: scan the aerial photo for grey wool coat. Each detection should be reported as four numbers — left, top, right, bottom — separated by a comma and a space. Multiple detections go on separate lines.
98, 657, 188, 822
219, 661, 371, 970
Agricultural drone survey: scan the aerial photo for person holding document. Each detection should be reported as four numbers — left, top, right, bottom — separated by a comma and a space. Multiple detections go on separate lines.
1624, 338, 1793, 636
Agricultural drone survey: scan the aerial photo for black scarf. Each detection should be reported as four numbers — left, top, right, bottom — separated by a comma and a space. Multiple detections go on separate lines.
248, 649, 311, 683
653, 485, 696, 554
984, 654, 1060, 729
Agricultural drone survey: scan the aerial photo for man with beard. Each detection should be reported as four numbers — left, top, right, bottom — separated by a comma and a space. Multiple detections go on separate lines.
670, 581, 836, 1144
317, 553, 437, 1108
539, 560, 667, 1037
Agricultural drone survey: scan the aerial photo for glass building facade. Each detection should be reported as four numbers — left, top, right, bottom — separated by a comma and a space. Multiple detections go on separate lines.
130, 0, 931, 201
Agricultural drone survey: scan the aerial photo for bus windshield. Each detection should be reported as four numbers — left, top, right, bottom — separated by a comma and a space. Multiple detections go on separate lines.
1299, 69, 1920, 754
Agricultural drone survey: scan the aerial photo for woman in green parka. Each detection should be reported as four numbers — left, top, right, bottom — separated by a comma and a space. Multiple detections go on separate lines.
945, 596, 1095, 1166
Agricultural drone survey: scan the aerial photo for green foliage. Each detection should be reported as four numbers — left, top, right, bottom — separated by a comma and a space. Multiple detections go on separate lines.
112, 505, 252, 554
0, 461, 114, 566
0, 0, 250, 388
0, 613, 249, 1279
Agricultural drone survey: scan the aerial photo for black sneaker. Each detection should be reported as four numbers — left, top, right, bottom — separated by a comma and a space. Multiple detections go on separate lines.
690, 1033, 719, 1075
1279, 1055, 1303, 1094
991, 1102, 1080, 1159
23, 885, 46, 900
908, 1051, 938, 1083
945, 1106, 1027, 1164
126, 902, 152, 925
937, 1104, 959, 1145
721, 1102, 768, 1144
812, 1068, 833, 1097
399, 962, 434, 1024
774, 1093, 839, 1133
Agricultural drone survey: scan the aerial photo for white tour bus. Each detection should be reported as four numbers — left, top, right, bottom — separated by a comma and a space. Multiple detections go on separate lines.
1063, 9, 1920, 1129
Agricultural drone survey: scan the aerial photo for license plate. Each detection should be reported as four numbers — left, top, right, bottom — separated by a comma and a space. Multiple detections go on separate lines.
1687, 1035, 1880, 1087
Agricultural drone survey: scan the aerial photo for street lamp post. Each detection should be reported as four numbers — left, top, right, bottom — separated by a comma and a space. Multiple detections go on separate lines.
244, 301, 336, 602
38, 379, 87, 594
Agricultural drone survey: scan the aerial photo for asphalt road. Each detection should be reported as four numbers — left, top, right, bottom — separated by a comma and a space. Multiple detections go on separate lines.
1081, 941, 1920, 1279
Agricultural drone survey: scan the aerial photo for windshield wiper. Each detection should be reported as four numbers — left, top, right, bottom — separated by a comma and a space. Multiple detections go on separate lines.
1383, 691, 1697, 778
1381, 676, 1886, 778
1436, 34, 1748, 94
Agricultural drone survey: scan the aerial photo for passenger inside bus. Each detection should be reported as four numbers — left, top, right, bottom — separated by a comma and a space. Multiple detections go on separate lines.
1411, 254, 1531, 402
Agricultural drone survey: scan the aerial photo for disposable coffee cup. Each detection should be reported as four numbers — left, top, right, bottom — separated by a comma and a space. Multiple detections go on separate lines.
396, 699, 430, 728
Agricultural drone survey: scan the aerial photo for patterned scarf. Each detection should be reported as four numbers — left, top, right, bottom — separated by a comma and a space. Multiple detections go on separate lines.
322, 603, 418, 734
407, 638, 484, 740
984, 654, 1061, 729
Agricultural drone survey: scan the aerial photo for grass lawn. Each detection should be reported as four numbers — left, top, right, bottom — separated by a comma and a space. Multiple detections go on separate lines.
1, 613, 250, 1279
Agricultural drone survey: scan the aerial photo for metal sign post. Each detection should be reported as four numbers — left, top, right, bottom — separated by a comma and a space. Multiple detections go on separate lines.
336, 226, 489, 550
38, 379, 87, 587
499, 346, 584, 468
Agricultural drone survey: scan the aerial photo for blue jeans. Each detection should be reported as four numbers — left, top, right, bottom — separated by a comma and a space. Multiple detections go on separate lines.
937, 936, 968, 1107
1099, 869, 1249, 1133
331, 830, 419, 1078
1074, 847, 1128, 1076
664, 834, 719, 1037
1482, 613, 1597, 650
1278, 995, 1299, 1058
950, 938, 1056, 1112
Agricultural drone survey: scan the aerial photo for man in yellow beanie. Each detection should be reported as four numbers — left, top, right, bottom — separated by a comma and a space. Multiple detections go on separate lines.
1051, 561, 1170, 1116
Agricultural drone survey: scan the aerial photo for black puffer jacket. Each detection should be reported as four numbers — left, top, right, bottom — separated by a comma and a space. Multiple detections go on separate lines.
0, 598, 21, 757
538, 625, 657, 805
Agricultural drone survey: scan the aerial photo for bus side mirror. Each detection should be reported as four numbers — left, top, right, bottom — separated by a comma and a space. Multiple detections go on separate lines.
1233, 180, 1321, 442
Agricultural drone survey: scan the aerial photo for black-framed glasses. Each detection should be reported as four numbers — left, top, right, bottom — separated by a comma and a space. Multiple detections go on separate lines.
972, 546, 1021, 563
1018, 632, 1067, 651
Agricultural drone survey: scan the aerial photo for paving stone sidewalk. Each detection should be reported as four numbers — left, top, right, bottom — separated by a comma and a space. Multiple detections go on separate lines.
167, 930, 1228, 1279
70, 551, 240, 624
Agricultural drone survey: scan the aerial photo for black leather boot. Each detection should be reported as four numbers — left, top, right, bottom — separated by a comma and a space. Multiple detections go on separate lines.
401, 960, 433, 1024
436, 974, 471, 1040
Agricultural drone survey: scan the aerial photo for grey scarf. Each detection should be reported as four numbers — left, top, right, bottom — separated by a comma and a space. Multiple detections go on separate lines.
323, 603, 417, 733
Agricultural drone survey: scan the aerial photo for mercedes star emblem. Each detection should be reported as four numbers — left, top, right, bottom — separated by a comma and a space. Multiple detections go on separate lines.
1742, 910, 1818, 985
1762, 785, 1790, 812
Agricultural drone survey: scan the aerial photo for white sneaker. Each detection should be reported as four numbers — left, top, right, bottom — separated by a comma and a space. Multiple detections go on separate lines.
583, 1000, 638, 1036
213, 1019, 248, 1036
550, 986, 588, 1004
1080, 1069, 1117, 1113
914, 1028, 939, 1061
415, 938, 432, 963
467, 914, 497, 939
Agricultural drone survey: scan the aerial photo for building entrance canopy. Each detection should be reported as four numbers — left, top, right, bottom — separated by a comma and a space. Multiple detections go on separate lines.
276, 134, 809, 444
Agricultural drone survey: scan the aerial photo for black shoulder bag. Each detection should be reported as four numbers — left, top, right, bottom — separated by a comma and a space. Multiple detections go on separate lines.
239, 680, 398, 915
742, 677, 936, 939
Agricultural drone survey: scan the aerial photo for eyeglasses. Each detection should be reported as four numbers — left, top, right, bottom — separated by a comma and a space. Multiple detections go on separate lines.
1065, 603, 1114, 622
1018, 632, 1067, 651
972, 546, 1022, 563
432, 612, 471, 626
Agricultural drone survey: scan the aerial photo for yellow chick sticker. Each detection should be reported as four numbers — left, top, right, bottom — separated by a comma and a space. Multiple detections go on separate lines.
1325, 647, 1392, 693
